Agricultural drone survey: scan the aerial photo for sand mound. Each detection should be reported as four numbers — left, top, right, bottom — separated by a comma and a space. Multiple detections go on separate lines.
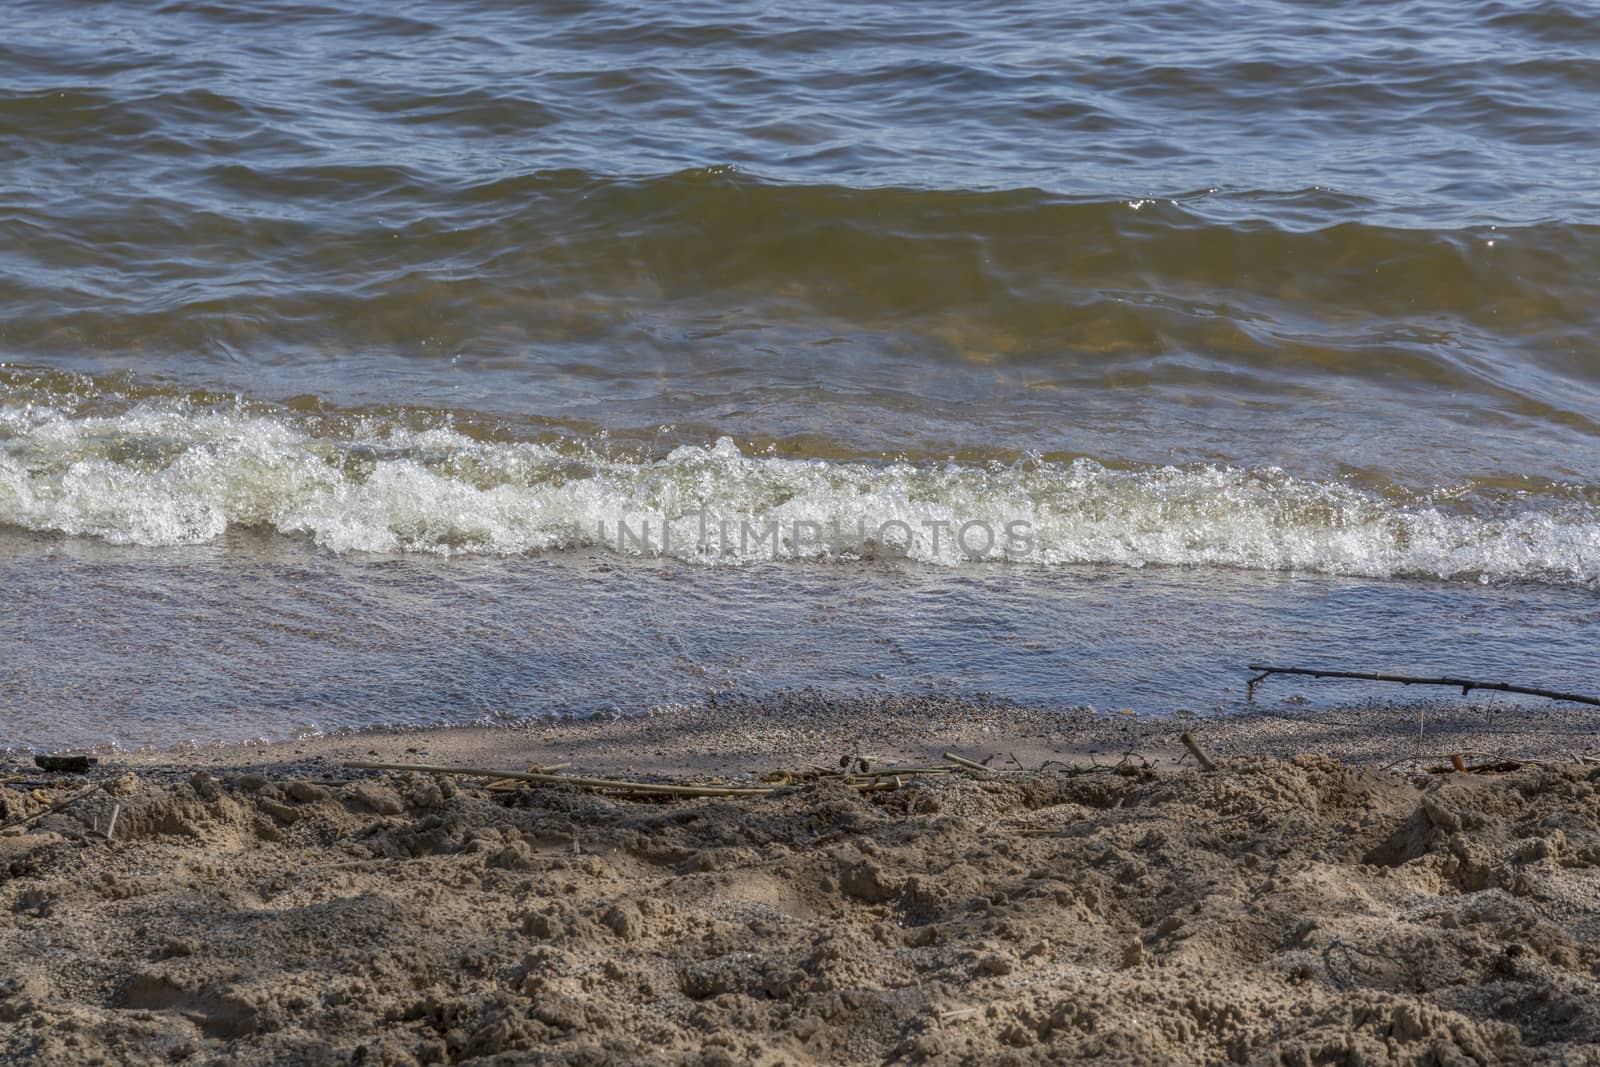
2, 756, 1598, 1064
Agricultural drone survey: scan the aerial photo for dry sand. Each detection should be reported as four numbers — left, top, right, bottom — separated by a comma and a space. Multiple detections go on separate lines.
2, 694, 1598, 1065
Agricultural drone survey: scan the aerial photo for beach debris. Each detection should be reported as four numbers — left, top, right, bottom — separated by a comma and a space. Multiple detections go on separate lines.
1180, 732, 1218, 772
1373, 749, 1578, 775
345, 760, 567, 778
1244, 664, 1600, 707
34, 754, 98, 773
836, 763, 958, 779
484, 762, 571, 790
90, 802, 122, 842
941, 752, 994, 776
391, 765, 780, 799
1425, 759, 1531, 775
341, 759, 955, 799
0, 776, 125, 835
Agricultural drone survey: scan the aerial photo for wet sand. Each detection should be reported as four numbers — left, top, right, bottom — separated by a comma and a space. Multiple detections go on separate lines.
121, 691, 1600, 780
2, 695, 1598, 1064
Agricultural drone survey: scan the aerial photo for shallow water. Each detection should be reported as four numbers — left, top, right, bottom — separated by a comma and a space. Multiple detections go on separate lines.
2, 0, 1597, 746
4, 531, 1597, 751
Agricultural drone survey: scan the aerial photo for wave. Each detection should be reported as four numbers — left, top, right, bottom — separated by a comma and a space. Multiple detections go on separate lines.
6, 168, 1599, 445
1, 401, 1594, 587
12, 166, 1600, 323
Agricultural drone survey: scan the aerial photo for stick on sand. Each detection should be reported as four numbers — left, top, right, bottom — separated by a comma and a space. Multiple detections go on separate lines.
941, 752, 994, 775
342, 761, 909, 798
0, 778, 119, 835
1180, 732, 1217, 771
1245, 665, 1600, 707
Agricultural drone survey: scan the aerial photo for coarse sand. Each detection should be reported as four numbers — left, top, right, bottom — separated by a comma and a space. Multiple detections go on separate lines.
2, 693, 1598, 1065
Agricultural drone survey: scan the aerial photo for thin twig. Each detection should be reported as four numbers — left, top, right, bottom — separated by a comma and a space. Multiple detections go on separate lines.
91, 802, 123, 842
1245, 665, 1600, 707
0, 778, 119, 835
817, 765, 959, 779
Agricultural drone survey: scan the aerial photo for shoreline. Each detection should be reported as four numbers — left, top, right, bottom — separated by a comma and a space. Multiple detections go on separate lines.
93, 692, 1600, 781
3, 695, 1598, 1064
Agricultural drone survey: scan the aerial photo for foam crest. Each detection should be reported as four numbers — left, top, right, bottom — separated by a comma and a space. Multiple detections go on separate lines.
0, 404, 1595, 586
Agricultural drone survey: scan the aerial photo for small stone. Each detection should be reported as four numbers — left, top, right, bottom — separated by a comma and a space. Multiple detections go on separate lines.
35, 754, 96, 773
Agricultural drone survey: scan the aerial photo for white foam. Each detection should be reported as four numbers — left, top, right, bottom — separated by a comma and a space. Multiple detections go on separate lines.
1, 403, 1595, 586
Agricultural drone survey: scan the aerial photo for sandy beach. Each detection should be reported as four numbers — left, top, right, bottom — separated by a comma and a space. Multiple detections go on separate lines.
6, 0, 1599, 1063
1, 695, 1598, 1065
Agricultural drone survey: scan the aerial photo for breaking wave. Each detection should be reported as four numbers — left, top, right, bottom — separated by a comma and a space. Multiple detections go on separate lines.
1, 402, 1594, 587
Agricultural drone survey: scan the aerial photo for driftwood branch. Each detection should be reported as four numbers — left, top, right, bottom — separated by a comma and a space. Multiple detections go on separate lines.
941, 752, 994, 776
1245, 665, 1600, 708
1179, 732, 1217, 771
